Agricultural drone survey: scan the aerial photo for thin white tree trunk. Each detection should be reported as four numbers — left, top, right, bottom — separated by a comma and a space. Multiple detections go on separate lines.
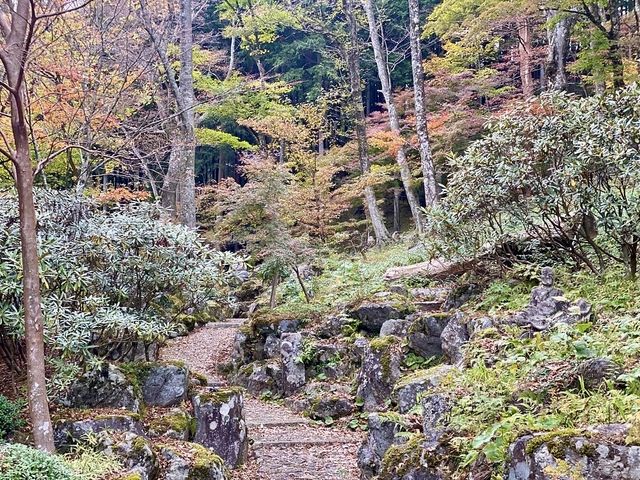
408, 0, 437, 207
344, 0, 390, 244
362, 0, 424, 233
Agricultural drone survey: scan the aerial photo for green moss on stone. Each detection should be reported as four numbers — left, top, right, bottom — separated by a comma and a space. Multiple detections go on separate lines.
149, 411, 191, 436
370, 336, 397, 352
525, 429, 582, 456
188, 443, 225, 480
378, 433, 425, 480
196, 387, 243, 404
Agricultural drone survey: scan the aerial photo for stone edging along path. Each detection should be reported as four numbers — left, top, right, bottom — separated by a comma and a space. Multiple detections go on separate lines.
160, 320, 364, 480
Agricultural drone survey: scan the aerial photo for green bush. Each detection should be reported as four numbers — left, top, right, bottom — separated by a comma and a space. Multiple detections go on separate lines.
428, 85, 640, 277
0, 190, 242, 374
0, 395, 24, 439
0, 443, 80, 480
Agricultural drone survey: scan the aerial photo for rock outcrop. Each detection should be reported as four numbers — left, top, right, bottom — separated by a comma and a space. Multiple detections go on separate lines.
440, 312, 469, 365
393, 365, 453, 414
57, 363, 140, 412
54, 413, 144, 450
512, 267, 592, 331
349, 301, 404, 334
356, 337, 402, 412
101, 432, 159, 480
158, 441, 227, 480
141, 363, 189, 407
358, 413, 407, 479
280, 332, 306, 395
192, 388, 248, 468
507, 424, 640, 480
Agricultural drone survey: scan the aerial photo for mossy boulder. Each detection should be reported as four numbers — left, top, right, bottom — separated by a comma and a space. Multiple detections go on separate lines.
356, 337, 402, 412
378, 433, 443, 480
157, 440, 227, 480
439, 312, 469, 365
53, 411, 144, 451
406, 314, 450, 359
281, 332, 306, 395
507, 424, 639, 480
393, 365, 453, 414
232, 360, 282, 396
56, 363, 141, 413
121, 361, 190, 408
357, 412, 408, 479
192, 388, 248, 468
100, 432, 159, 480
147, 408, 193, 440
349, 295, 413, 334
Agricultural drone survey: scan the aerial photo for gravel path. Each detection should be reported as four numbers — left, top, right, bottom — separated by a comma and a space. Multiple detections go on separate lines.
160, 320, 364, 480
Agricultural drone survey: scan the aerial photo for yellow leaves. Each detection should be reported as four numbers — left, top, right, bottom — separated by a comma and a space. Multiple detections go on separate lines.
369, 130, 404, 157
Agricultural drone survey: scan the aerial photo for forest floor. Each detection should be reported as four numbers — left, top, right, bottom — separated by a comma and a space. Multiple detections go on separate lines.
160, 320, 363, 480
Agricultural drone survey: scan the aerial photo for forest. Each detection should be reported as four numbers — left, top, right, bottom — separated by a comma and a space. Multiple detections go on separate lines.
2, 0, 640, 479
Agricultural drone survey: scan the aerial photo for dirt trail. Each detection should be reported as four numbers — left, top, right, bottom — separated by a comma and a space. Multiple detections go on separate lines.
160, 321, 363, 480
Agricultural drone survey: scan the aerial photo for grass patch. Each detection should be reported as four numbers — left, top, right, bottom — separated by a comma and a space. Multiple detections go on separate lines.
273, 239, 427, 320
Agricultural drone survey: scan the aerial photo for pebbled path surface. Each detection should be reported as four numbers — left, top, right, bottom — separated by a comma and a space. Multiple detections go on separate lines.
160, 320, 363, 480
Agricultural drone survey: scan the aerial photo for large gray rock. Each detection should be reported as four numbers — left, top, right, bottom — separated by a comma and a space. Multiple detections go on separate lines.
57, 363, 140, 412
192, 389, 248, 468
350, 301, 403, 334
422, 394, 450, 450
393, 365, 453, 414
507, 424, 640, 480
316, 315, 353, 339
263, 334, 281, 358
440, 312, 469, 365
406, 314, 449, 359
54, 414, 144, 451
159, 441, 227, 480
142, 363, 189, 407
378, 434, 444, 480
231, 332, 249, 365
512, 267, 592, 331
101, 432, 159, 480
356, 338, 402, 412
281, 332, 306, 395
233, 360, 282, 395
576, 358, 622, 391
380, 319, 411, 337
357, 413, 407, 479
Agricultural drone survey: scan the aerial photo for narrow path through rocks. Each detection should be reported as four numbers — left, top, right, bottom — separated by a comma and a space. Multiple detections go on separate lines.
160, 320, 363, 480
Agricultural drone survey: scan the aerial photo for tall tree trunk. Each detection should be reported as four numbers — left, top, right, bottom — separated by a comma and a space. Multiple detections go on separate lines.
344, 0, 390, 244
1, 32, 55, 450
176, 0, 196, 227
546, 13, 574, 91
407, 0, 437, 207
393, 187, 401, 233
139, 0, 195, 227
362, 0, 424, 233
518, 18, 534, 98
226, 35, 237, 80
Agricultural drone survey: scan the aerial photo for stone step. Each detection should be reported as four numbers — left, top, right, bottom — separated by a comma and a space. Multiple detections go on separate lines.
209, 321, 244, 329
252, 438, 361, 448
414, 300, 444, 312
246, 419, 310, 427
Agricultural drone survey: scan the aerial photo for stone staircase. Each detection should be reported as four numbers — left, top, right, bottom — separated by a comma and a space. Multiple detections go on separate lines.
160, 319, 363, 480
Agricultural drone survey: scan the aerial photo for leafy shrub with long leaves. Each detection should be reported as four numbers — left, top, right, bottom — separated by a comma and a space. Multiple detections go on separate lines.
428, 85, 640, 277
0, 190, 241, 375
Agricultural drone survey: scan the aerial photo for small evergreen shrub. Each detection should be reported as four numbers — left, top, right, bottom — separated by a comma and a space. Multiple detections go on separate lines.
0, 395, 24, 439
0, 443, 80, 480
